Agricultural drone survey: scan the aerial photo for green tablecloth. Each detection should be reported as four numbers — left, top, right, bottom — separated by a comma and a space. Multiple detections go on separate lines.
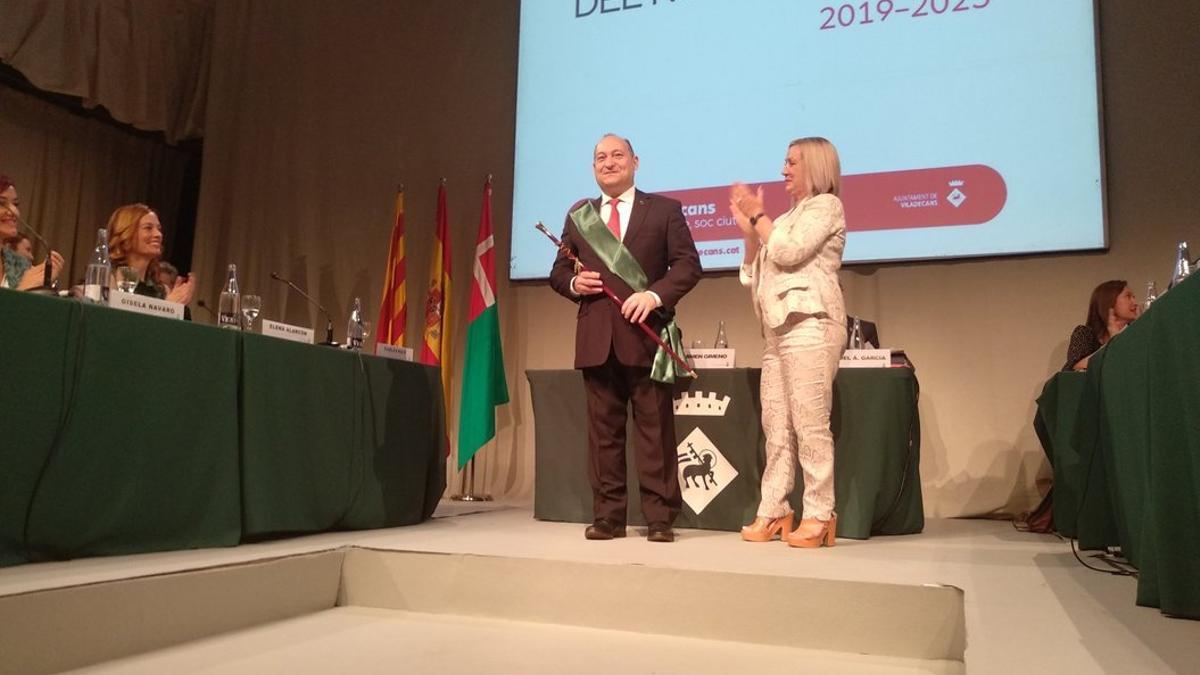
1, 291, 241, 565
1034, 372, 1092, 539
1040, 274, 1199, 618
241, 334, 445, 537
1080, 274, 1200, 617
0, 291, 444, 567
529, 367, 923, 539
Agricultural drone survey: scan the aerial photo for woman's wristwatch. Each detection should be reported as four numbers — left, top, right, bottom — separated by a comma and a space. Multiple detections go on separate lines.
750, 212, 766, 226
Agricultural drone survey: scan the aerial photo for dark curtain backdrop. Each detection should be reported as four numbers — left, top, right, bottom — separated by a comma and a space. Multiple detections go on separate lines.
0, 84, 195, 283
0, 0, 211, 143
191, 0, 519, 391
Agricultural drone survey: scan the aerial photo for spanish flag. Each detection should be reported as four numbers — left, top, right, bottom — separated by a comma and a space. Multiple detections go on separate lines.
376, 188, 407, 346
422, 182, 453, 431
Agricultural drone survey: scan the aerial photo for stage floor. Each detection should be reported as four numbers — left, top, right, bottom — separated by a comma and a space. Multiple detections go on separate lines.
2, 502, 1196, 673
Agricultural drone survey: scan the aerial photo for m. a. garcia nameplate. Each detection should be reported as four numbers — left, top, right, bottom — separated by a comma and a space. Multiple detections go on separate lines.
839, 348, 891, 368
263, 319, 314, 344
109, 290, 184, 320
375, 343, 414, 362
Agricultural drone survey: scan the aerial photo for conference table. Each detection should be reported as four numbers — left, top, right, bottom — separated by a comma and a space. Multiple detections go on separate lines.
529, 366, 924, 540
1034, 273, 1199, 618
0, 290, 445, 568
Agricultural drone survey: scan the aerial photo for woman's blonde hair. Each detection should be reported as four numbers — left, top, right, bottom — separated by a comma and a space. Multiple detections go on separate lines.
106, 203, 157, 273
789, 137, 841, 197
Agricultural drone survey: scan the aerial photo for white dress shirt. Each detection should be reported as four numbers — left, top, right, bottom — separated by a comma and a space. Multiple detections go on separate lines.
599, 185, 636, 242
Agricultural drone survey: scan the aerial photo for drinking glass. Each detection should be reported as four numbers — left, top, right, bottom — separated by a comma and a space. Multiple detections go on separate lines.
116, 266, 139, 294
241, 294, 262, 331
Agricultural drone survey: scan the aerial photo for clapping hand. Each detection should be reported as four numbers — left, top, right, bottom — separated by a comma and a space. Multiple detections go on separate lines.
729, 182, 765, 237
166, 274, 196, 305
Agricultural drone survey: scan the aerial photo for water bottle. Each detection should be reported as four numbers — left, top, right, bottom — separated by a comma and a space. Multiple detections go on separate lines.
217, 264, 241, 330
346, 297, 365, 350
1144, 281, 1158, 310
83, 228, 111, 304
850, 316, 864, 349
713, 320, 728, 349
1170, 241, 1192, 289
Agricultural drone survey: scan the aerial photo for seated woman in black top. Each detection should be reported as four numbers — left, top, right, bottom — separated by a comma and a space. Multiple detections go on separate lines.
1063, 279, 1139, 371
105, 203, 196, 304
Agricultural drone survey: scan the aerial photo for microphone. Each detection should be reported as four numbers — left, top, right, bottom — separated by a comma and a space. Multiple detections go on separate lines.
1, 203, 56, 293
269, 271, 338, 346
196, 299, 217, 320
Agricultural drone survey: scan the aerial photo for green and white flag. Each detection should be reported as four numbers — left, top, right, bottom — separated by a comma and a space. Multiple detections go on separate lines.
457, 178, 509, 469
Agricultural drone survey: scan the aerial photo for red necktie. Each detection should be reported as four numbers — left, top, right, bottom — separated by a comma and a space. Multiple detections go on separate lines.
606, 198, 621, 240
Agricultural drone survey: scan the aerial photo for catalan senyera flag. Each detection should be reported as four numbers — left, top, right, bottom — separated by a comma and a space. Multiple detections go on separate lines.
457, 178, 509, 469
376, 189, 407, 346
421, 183, 453, 436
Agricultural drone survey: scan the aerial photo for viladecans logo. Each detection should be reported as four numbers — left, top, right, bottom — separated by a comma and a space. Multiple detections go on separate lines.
673, 391, 730, 416
676, 428, 738, 514
672, 390, 737, 514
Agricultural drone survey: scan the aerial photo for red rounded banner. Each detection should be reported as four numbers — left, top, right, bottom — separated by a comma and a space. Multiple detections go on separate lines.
661, 164, 1007, 243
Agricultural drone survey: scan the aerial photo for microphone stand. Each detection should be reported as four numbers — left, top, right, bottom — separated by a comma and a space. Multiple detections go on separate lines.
196, 299, 218, 323
270, 272, 339, 347
2, 205, 57, 295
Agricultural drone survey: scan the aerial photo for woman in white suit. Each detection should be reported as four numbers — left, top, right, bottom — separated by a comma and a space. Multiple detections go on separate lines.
729, 137, 847, 548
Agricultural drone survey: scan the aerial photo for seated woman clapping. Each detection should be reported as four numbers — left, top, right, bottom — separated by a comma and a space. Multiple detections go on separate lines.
0, 175, 64, 290
105, 204, 196, 305
1063, 280, 1138, 371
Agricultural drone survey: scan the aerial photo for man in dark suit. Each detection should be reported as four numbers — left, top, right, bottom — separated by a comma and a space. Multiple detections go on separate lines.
549, 134, 702, 543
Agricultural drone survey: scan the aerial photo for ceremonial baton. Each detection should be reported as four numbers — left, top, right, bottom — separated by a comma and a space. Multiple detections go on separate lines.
535, 221, 697, 379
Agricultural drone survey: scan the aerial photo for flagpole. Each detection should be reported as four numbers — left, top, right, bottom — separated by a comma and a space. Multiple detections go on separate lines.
450, 455, 493, 502
451, 172, 504, 499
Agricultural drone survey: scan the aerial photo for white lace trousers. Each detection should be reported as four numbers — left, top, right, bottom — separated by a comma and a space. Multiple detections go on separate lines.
756, 315, 845, 521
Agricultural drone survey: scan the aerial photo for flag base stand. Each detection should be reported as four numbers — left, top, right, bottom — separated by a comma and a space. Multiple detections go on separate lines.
450, 456, 492, 502
450, 494, 493, 502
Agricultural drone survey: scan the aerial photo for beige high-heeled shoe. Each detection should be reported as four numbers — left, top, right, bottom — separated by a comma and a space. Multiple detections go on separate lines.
740, 513, 794, 543
786, 513, 837, 548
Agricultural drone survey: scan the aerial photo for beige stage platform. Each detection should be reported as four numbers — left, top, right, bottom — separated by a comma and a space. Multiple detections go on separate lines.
1, 502, 1196, 674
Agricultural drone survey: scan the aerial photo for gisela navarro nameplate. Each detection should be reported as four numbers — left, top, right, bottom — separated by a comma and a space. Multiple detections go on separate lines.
839, 348, 892, 368
375, 343, 414, 361
109, 290, 184, 320
262, 319, 314, 344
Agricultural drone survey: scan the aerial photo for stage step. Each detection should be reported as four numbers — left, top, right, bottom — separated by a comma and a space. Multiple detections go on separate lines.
0, 547, 965, 673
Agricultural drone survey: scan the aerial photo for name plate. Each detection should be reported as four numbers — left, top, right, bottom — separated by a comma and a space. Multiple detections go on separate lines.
263, 319, 314, 344
839, 348, 892, 368
109, 290, 184, 320
685, 348, 735, 369
375, 343, 414, 361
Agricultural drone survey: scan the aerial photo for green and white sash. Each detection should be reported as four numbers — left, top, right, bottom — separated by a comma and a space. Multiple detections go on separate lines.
570, 200, 689, 383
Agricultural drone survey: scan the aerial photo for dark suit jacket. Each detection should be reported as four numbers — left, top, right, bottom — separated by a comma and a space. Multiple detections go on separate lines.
845, 316, 880, 349
550, 190, 702, 369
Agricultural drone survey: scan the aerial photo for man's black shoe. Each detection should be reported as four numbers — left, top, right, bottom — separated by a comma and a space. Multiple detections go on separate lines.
584, 519, 627, 540
647, 522, 675, 543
